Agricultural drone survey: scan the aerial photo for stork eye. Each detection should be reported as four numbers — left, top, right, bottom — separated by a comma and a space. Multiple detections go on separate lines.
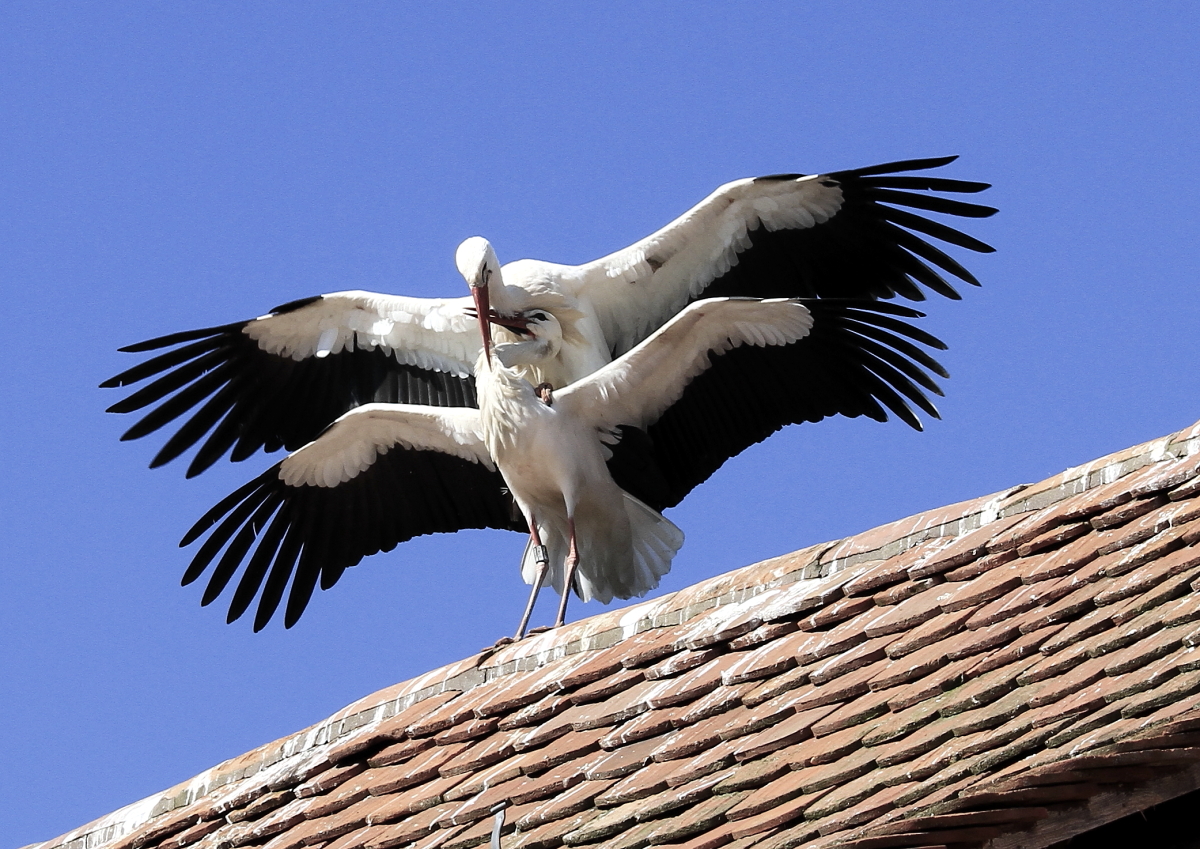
531, 311, 548, 322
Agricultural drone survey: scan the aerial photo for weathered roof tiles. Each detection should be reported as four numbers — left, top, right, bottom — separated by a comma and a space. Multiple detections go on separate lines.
31, 416, 1200, 849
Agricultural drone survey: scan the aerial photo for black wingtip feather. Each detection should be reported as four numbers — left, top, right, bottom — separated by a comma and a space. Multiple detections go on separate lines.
836, 155, 959, 179
117, 323, 240, 353
860, 175, 991, 194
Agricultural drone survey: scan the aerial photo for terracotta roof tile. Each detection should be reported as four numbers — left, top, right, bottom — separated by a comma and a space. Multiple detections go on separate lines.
871, 576, 944, 608
795, 618, 872, 665
720, 631, 809, 685
809, 635, 897, 686
302, 772, 374, 818
518, 725, 607, 775
963, 622, 1065, 678
630, 768, 733, 822
506, 755, 597, 805
645, 647, 720, 681
908, 514, 1025, 579
1090, 493, 1169, 530
560, 795, 646, 844
594, 758, 680, 808
1021, 533, 1103, 582
963, 574, 1074, 628
860, 689, 954, 750
882, 607, 974, 659
724, 766, 808, 821
567, 664, 646, 706
328, 691, 460, 764
860, 586, 948, 639
672, 682, 751, 727
675, 604, 763, 651
810, 689, 892, 738
866, 638, 950, 692
659, 738, 740, 787
1094, 546, 1200, 605
440, 817, 495, 849
438, 729, 521, 777
496, 691, 573, 731
406, 688, 498, 738
435, 717, 499, 746
513, 777, 613, 831
370, 801, 460, 847
941, 547, 1020, 583
943, 618, 1021, 660
616, 626, 684, 669
639, 793, 746, 846
797, 720, 873, 767
517, 701, 601, 745
939, 562, 1027, 612
505, 809, 591, 849
788, 660, 882, 713
740, 663, 812, 707
1016, 520, 1091, 557
599, 702, 690, 750
443, 750, 528, 802
729, 704, 835, 762
884, 656, 976, 712
708, 750, 791, 794
802, 762, 911, 824
988, 504, 1076, 553
726, 788, 824, 840
841, 551, 926, 597
250, 811, 322, 849
800, 595, 876, 631
585, 733, 672, 780
726, 620, 798, 651
369, 733, 441, 767
747, 818, 822, 849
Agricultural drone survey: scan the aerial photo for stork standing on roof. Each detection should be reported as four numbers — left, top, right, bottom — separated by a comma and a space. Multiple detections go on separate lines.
103, 156, 995, 477
181, 292, 818, 636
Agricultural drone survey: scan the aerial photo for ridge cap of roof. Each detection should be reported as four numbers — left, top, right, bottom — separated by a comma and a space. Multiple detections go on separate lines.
31, 415, 1200, 849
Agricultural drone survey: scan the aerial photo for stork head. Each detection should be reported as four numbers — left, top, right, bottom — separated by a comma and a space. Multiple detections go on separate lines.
492, 309, 563, 370
456, 236, 500, 289
457, 236, 503, 367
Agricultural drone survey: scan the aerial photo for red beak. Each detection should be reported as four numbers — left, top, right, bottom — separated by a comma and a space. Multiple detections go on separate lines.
490, 312, 532, 333
471, 284, 492, 370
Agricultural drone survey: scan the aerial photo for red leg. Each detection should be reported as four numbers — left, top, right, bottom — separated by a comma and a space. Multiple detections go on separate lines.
554, 517, 579, 628
514, 518, 549, 640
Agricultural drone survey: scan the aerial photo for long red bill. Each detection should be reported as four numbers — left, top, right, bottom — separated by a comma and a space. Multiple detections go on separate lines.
471, 284, 492, 369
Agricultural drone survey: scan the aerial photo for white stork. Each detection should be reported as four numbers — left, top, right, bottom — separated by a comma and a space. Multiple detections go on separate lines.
178, 288, 949, 633
181, 295, 814, 635
102, 156, 994, 477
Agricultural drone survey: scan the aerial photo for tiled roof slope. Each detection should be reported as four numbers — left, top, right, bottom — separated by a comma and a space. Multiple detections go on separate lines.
36, 417, 1200, 849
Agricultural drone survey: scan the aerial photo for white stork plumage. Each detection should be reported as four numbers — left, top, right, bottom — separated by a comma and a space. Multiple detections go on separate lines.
102, 156, 995, 477
181, 295, 814, 634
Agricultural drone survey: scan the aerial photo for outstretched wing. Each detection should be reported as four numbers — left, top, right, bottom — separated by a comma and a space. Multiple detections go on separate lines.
557, 297, 815, 431
179, 404, 524, 630
102, 291, 483, 477
562, 298, 948, 510
574, 156, 995, 355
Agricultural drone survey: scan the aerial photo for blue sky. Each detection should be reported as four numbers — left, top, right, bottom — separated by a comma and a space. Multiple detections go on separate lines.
3, 3, 1199, 846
